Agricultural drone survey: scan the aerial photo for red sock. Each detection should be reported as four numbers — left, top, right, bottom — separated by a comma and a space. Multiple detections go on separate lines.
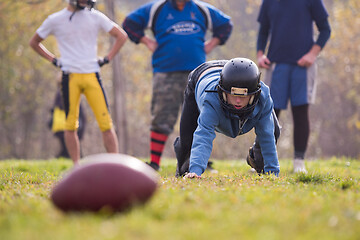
150, 131, 168, 166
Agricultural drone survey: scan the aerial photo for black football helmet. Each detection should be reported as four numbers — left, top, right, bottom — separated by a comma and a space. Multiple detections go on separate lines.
217, 58, 261, 120
68, 0, 96, 10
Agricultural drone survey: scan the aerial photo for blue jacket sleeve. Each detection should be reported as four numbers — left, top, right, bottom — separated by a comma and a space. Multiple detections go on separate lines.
189, 101, 219, 176
122, 3, 152, 44
254, 97, 280, 175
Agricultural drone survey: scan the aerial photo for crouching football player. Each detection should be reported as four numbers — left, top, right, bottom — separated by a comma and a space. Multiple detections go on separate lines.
174, 58, 280, 178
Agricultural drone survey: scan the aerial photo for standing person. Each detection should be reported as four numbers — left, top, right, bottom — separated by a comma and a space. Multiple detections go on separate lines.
256, 0, 331, 173
30, 0, 128, 165
122, 0, 233, 171
174, 58, 280, 178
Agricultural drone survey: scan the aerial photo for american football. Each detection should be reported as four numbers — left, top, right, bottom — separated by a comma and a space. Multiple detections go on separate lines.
51, 153, 159, 213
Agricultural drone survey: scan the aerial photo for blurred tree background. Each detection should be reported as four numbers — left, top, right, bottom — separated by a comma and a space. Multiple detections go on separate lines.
0, 0, 359, 161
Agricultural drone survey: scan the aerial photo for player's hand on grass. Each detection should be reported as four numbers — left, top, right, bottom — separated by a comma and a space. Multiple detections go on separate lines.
184, 172, 201, 179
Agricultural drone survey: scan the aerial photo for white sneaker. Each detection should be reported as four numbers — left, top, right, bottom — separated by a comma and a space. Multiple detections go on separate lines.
248, 168, 257, 174
293, 159, 307, 173
206, 161, 218, 174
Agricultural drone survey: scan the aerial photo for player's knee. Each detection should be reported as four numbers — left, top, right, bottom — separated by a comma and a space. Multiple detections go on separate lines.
65, 118, 79, 131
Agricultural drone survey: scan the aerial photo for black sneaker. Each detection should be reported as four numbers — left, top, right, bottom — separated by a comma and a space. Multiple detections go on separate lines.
56, 151, 70, 158
146, 162, 160, 171
206, 161, 218, 174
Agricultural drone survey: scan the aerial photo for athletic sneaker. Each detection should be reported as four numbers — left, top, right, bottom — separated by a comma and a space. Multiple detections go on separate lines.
146, 162, 160, 171
206, 161, 218, 174
293, 159, 307, 173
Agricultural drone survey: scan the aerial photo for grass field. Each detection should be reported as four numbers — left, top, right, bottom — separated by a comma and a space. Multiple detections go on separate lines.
0, 157, 359, 240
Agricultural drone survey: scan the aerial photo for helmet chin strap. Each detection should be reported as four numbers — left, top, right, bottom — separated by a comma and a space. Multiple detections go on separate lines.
76, 0, 87, 10
222, 92, 227, 102
249, 95, 254, 105
69, 10, 78, 21
69, 2, 86, 21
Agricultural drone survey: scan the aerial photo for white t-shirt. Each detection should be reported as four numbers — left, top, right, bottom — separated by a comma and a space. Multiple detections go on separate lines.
37, 8, 115, 73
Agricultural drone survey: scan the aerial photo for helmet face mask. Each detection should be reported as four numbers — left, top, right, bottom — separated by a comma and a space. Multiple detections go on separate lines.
217, 58, 261, 120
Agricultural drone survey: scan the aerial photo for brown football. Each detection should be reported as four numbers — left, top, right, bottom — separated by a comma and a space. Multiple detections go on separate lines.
51, 153, 159, 212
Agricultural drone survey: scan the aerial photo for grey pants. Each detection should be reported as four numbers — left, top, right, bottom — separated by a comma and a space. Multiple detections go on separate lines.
151, 71, 190, 135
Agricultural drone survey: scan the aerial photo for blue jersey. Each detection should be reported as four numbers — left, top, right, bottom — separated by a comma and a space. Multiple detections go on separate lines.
190, 69, 280, 175
257, 0, 329, 64
123, 0, 232, 73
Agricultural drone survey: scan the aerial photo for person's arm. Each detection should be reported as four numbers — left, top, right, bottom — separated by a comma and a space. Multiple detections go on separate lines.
256, 24, 271, 69
257, 50, 271, 69
187, 102, 219, 177
122, 3, 152, 44
211, 21, 233, 45
29, 33, 56, 64
140, 36, 158, 53
297, 18, 331, 67
122, 7, 157, 53
205, 6, 233, 54
254, 94, 280, 176
207, 2, 233, 43
106, 25, 128, 61
204, 37, 220, 54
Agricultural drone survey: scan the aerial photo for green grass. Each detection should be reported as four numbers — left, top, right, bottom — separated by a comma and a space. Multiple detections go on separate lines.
0, 158, 359, 240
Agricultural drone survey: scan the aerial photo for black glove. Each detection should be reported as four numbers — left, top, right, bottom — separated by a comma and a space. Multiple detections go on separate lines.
52, 58, 62, 68
246, 145, 265, 174
98, 56, 109, 67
